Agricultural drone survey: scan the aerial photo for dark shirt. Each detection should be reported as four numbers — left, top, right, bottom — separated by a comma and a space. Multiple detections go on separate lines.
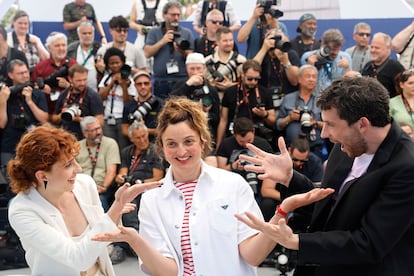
120, 143, 163, 184
1, 89, 48, 153
54, 87, 104, 140
194, 36, 238, 57
361, 58, 405, 98
294, 152, 323, 183
289, 35, 321, 59
259, 49, 301, 94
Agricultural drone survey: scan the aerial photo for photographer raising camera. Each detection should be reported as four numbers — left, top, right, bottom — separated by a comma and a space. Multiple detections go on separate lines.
0, 59, 48, 166
52, 64, 104, 140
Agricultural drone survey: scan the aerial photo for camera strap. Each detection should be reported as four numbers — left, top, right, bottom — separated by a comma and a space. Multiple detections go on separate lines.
86, 141, 101, 178
129, 151, 143, 173
62, 87, 85, 112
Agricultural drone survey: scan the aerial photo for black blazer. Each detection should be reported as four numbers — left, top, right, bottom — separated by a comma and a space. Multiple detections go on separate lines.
282, 120, 414, 276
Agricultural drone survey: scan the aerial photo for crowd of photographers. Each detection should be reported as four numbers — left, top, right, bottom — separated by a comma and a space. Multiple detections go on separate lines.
0, 0, 411, 270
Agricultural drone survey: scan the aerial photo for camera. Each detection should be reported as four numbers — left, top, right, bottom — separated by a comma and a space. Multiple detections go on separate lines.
168, 23, 190, 51
41, 65, 69, 89
316, 45, 331, 63
122, 175, 134, 184
269, 35, 291, 52
254, 122, 274, 141
9, 82, 34, 97
299, 107, 313, 133
128, 96, 158, 123
271, 86, 284, 109
11, 113, 28, 130
120, 64, 132, 80
107, 114, 116, 126
206, 59, 239, 82
230, 149, 259, 194
257, 0, 283, 18
62, 104, 81, 122
191, 84, 213, 107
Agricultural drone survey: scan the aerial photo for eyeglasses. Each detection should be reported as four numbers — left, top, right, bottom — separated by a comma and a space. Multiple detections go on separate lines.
86, 126, 102, 133
292, 157, 308, 163
135, 81, 151, 86
246, 76, 261, 81
114, 27, 128, 33
356, 32, 370, 37
167, 13, 181, 17
209, 20, 224, 25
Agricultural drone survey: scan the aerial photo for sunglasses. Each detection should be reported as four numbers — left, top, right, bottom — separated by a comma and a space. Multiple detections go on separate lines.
135, 81, 151, 86
292, 157, 308, 163
209, 20, 224, 25
356, 32, 370, 37
246, 76, 261, 81
114, 27, 128, 33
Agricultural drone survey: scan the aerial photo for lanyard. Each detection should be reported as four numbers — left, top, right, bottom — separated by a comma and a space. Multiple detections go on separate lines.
86, 141, 101, 178
80, 46, 93, 66
129, 151, 143, 173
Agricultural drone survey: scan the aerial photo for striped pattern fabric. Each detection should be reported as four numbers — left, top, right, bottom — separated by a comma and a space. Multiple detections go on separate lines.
175, 180, 198, 276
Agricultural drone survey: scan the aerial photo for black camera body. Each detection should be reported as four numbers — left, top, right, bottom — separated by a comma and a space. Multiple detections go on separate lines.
122, 175, 134, 184
191, 84, 213, 107
11, 113, 29, 130
230, 149, 259, 194
168, 22, 190, 51
9, 82, 35, 97
128, 97, 158, 123
120, 64, 132, 80
42, 65, 69, 89
269, 35, 291, 52
257, 0, 283, 18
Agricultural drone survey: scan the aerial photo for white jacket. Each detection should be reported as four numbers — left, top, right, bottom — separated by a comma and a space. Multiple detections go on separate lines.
8, 173, 117, 276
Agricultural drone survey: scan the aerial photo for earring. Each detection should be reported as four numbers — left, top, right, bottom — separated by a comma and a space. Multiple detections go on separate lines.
43, 180, 48, 190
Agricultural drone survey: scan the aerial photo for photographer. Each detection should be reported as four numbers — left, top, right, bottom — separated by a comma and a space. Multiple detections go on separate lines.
32, 32, 77, 116
290, 13, 321, 59
253, 28, 300, 106
144, 1, 194, 99
170, 53, 220, 149
277, 65, 324, 159
302, 29, 352, 97
237, 0, 288, 59
0, 59, 48, 166
112, 121, 164, 264
122, 70, 163, 142
98, 47, 136, 150
216, 59, 275, 150
217, 117, 274, 202
52, 64, 104, 140
204, 26, 246, 93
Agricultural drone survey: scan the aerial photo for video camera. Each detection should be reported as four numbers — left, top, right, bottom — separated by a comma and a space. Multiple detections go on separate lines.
269, 35, 291, 52
128, 97, 158, 123
257, 0, 283, 18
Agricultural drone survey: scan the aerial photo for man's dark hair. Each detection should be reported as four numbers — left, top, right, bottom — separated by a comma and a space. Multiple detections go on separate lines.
242, 59, 262, 74
69, 64, 88, 78
233, 117, 254, 137
103, 47, 126, 66
7, 59, 27, 73
162, 1, 182, 15
290, 133, 310, 153
215, 26, 232, 40
317, 77, 391, 127
108, 15, 129, 29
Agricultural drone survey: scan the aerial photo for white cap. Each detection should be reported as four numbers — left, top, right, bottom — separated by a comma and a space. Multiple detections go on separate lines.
185, 53, 206, 65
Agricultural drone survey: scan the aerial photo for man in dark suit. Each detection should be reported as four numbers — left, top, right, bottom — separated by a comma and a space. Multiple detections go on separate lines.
236, 76, 414, 276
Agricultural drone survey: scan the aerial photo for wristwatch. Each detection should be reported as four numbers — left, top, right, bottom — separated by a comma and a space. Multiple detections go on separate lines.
283, 63, 292, 69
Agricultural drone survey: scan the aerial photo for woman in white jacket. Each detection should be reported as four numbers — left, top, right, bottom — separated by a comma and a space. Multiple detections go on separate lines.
7, 125, 160, 276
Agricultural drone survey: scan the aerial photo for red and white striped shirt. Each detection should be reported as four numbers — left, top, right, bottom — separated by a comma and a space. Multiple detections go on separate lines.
175, 180, 197, 276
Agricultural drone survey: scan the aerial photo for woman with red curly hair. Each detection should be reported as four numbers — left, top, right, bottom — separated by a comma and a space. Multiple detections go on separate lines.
7, 124, 160, 276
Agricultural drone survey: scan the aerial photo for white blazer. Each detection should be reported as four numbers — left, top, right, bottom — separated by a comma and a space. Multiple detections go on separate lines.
8, 173, 117, 276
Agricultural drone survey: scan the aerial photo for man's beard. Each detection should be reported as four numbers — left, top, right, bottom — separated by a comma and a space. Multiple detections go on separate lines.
302, 27, 315, 38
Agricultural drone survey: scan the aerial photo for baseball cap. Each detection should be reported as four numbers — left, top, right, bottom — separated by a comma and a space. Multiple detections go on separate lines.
185, 53, 206, 65
297, 13, 316, 33
132, 70, 151, 81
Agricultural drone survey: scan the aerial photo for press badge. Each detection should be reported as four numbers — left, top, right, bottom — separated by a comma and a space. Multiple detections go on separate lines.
50, 91, 60, 101
166, 60, 179, 74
